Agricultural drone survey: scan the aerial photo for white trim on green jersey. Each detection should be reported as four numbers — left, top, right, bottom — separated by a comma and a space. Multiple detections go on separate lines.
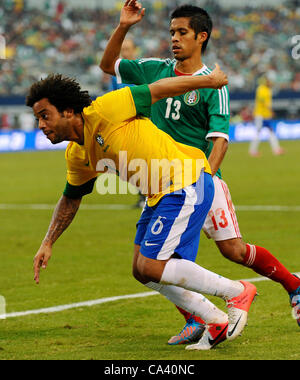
206, 132, 230, 142
195, 65, 229, 116
192, 65, 210, 76
138, 58, 170, 63
115, 58, 122, 85
218, 87, 229, 116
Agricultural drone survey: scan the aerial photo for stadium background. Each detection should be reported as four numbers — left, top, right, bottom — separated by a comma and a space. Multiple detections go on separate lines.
0, 0, 300, 361
0, 0, 300, 152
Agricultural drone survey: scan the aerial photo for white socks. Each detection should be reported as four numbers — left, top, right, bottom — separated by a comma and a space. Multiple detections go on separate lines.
160, 258, 244, 300
146, 281, 228, 324
250, 116, 281, 154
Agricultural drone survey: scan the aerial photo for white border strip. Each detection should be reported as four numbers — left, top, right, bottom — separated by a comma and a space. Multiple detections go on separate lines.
2, 273, 299, 320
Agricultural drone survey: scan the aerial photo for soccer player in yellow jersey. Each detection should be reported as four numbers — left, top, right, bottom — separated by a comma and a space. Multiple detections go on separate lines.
249, 76, 284, 156
27, 67, 258, 346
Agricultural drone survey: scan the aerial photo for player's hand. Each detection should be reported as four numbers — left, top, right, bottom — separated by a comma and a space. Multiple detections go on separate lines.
120, 0, 145, 28
209, 63, 228, 89
33, 244, 52, 284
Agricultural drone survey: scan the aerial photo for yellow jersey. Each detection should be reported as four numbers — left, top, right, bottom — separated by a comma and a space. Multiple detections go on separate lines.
254, 84, 272, 119
64, 85, 211, 207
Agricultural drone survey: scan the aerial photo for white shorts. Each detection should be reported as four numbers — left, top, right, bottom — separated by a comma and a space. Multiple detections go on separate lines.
202, 176, 242, 241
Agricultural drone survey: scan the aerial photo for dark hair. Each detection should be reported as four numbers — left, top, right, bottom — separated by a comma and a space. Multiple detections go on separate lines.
26, 74, 92, 113
171, 5, 213, 53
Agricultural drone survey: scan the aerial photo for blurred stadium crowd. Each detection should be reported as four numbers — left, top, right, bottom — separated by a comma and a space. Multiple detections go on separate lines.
1, 0, 300, 95
0, 0, 299, 130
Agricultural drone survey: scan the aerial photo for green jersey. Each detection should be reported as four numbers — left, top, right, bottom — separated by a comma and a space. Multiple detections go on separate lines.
116, 58, 230, 179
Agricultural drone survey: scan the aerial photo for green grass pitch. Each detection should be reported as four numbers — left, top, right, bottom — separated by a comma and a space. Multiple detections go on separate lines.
0, 140, 299, 360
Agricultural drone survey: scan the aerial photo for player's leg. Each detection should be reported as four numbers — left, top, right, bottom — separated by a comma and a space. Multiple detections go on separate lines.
208, 178, 300, 294
164, 175, 244, 345
217, 239, 300, 314
265, 120, 284, 155
240, 244, 300, 292
132, 184, 224, 344
134, 243, 227, 343
208, 178, 300, 325
290, 275, 300, 327
132, 205, 218, 344
133, 191, 146, 209
249, 116, 263, 156
167, 306, 205, 345
134, 245, 219, 322
173, 175, 300, 339
216, 237, 246, 263
136, 251, 256, 342
136, 173, 257, 342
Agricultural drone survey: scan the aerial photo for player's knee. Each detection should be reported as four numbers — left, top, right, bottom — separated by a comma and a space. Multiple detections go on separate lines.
132, 264, 140, 281
132, 244, 147, 283
132, 263, 146, 284
136, 254, 151, 281
132, 252, 154, 284
217, 239, 247, 264
136, 253, 164, 283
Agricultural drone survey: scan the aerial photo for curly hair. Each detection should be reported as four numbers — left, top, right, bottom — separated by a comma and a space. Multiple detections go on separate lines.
171, 5, 213, 54
26, 74, 92, 113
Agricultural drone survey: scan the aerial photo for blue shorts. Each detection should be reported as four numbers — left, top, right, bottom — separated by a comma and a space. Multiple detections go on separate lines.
263, 119, 273, 130
134, 172, 214, 262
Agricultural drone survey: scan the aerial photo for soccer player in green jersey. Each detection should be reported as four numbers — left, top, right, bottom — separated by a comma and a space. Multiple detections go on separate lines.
100, 0, 300, 349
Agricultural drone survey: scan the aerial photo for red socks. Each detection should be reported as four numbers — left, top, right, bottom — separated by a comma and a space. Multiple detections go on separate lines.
243, 244, 300, 293
175, 306, 205, 324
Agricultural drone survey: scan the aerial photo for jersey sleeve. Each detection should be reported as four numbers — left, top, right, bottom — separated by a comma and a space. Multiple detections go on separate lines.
63, 177, 97, 199
115, 58, 167, 86
130, 85, 152, 118
206, 86, 230, 142
93, 85, 152, 121
63, 143, 97, 198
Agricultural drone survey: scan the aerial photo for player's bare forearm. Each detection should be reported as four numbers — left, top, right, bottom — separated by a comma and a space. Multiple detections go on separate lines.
150, 64, 228, 104
42, 195, 81, 247
208, 137, 228, 177
33, 195, 81, 284
100, 0, 145, 74
100, 24, 130, 75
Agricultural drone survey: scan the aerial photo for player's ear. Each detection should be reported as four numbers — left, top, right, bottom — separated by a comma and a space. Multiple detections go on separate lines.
63, 108, 75, 118
197, 31, 208, 45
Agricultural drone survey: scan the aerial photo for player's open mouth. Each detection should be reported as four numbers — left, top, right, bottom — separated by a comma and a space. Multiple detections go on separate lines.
44, 131, 53, 138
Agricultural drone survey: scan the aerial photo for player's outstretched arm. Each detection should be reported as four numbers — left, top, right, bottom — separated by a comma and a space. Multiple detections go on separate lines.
208, 137, 229, 177
149, 64, 228, 104
100, 0, 145, 75
33, 195, 82, 284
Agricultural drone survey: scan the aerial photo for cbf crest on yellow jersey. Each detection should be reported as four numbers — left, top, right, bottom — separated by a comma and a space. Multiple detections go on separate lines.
65, 85, 211, 207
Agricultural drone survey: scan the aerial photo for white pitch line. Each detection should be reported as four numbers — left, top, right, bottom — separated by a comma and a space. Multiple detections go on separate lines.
1, 273, 299, 320
1, 291, 157, 319
1, 204, 300, 211
242, 272, 300, 283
